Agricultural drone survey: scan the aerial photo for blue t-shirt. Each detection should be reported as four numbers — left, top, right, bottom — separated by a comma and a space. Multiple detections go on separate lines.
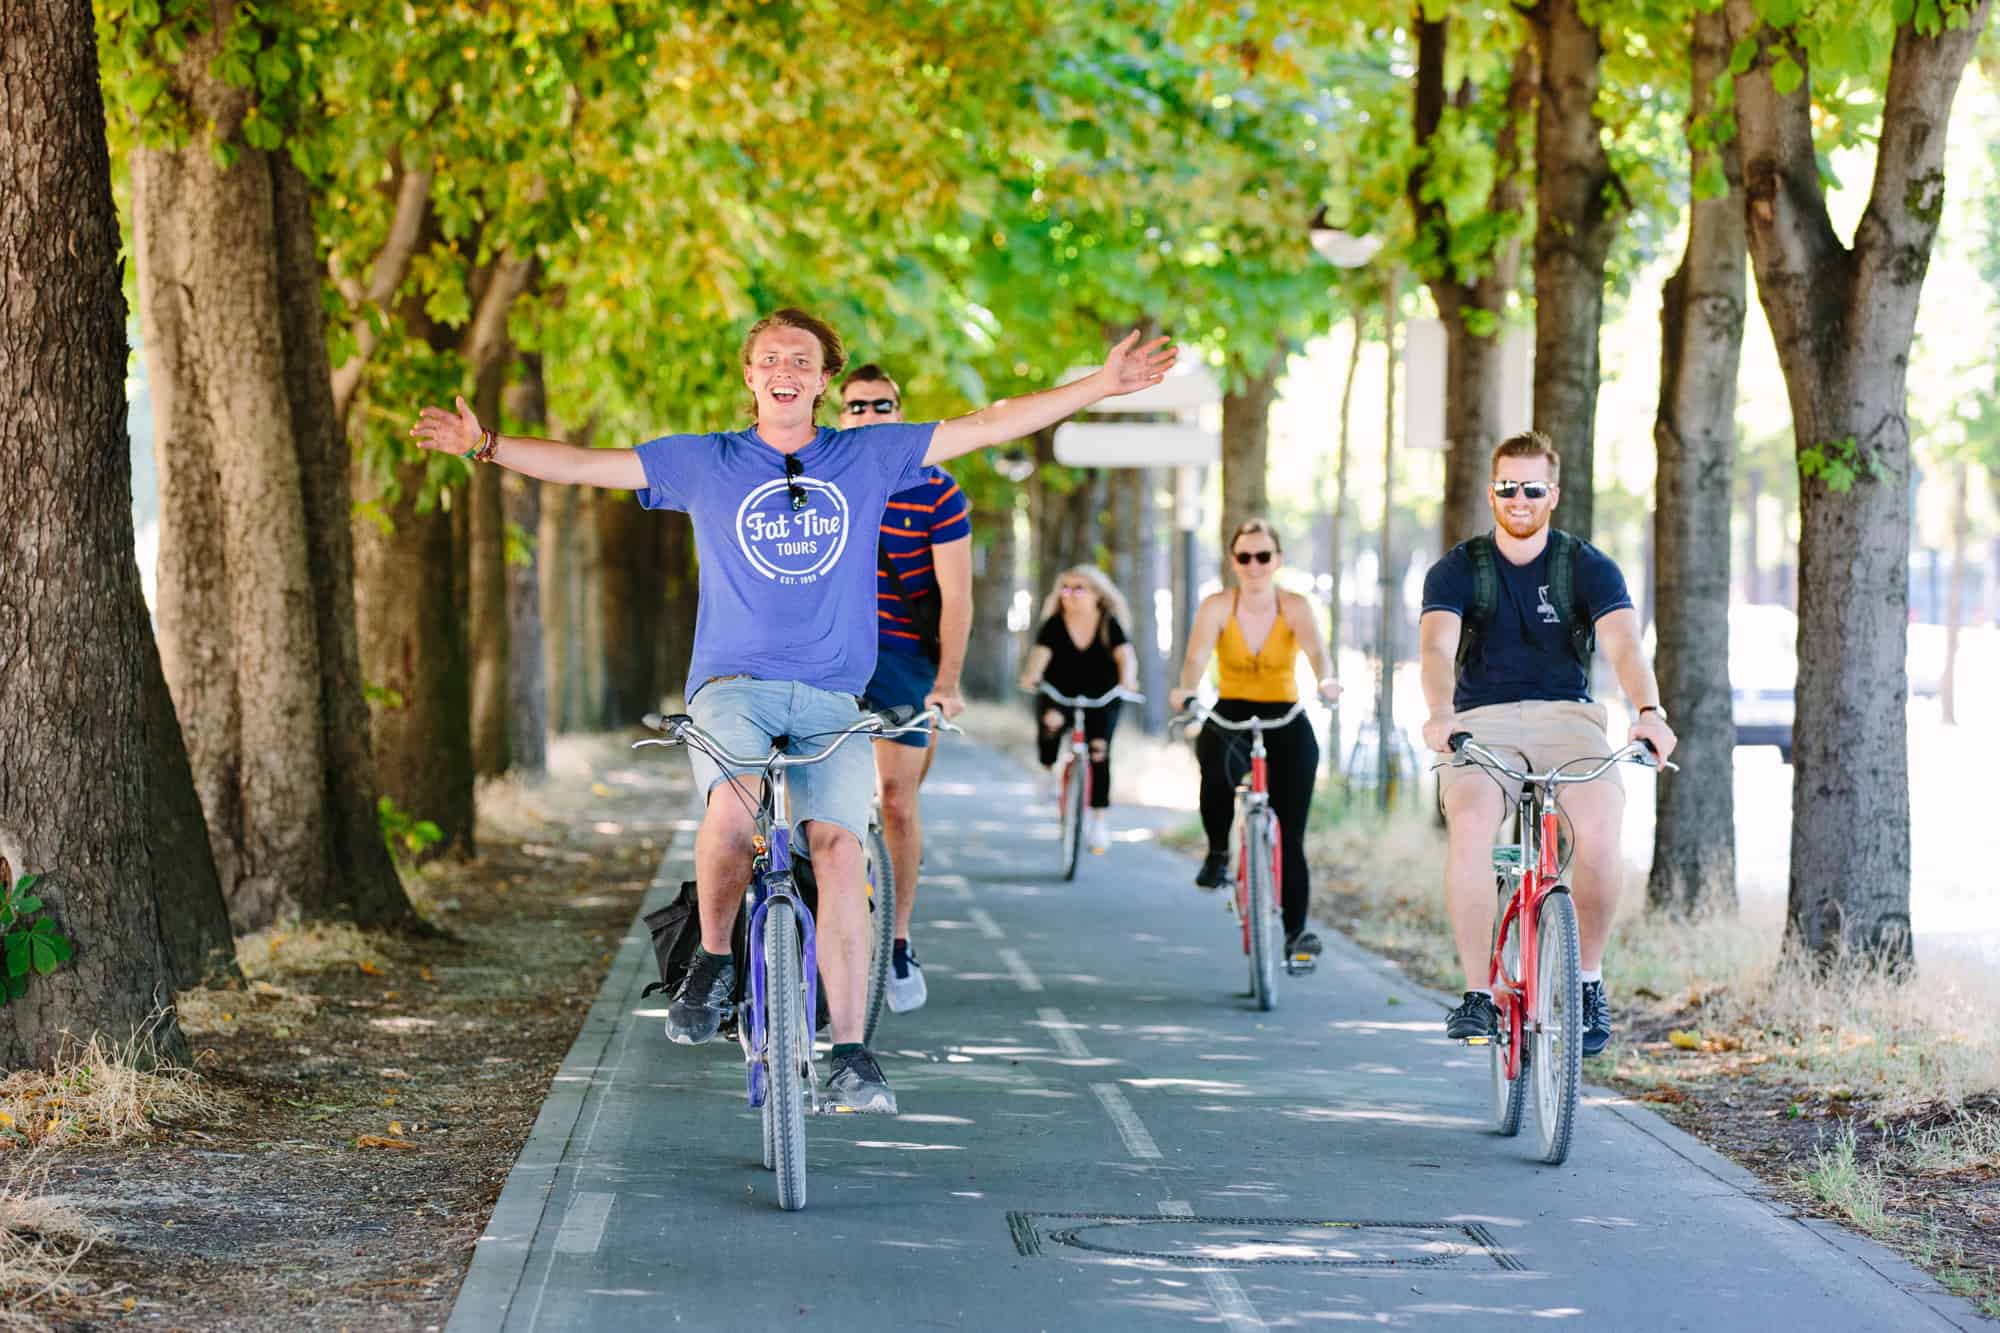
878, 466, 972, 657
1420, 532, 1633, 712
634, 422, 935, 699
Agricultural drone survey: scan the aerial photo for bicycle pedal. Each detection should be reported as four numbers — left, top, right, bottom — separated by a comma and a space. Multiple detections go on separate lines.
1460, 1035, 1493, 1047
1285, 957, 1317, 975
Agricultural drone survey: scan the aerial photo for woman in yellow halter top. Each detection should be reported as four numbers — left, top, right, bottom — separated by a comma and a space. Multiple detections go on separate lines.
1169, 519, 1341, 957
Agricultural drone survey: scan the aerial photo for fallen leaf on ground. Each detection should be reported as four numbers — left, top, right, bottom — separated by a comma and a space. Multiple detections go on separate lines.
356, 1135, 415, 1150
357, 960, 384, 977
1668, 1029, 1701, 1050
389, 1121, 404, 1136
1641, 1087, 1688, 1104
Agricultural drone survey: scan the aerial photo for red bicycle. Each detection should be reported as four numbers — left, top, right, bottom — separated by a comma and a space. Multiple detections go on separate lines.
1032, 683, 1143, 880
1173, 699, 1317, 1011
1445, 733, 1671, 1164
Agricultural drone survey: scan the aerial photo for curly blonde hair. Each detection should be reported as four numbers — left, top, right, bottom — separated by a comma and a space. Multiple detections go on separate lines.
1038, 565, 1133, 643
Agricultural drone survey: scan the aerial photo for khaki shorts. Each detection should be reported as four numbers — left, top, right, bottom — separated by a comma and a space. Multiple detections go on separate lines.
1437, 700, 1624, 808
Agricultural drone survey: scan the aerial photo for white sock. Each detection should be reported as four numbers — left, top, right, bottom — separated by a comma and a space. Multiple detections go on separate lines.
1467, 988, 1494, 999
1579, 969, 1602, 985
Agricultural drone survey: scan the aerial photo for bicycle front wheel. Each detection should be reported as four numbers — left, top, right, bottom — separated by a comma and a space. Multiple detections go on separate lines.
763, 898, 809, 1210
1530, 890, 1583, 1165
863, 819, 895, 1046
1060, 753, 1086, 881
1246, 811, 1278, 1011
1489, 900, 1526, 1137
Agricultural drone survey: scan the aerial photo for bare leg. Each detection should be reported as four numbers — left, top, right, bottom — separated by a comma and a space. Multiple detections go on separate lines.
1557, 778, 1625, 972
806, 821, 869, 1044
694, 780, 762, 954
1442, 779, 1508, 991
873, 739, 930, 941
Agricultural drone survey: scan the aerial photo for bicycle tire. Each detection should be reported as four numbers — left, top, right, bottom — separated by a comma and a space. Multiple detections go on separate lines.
863, 819, 895, 1046
1060, 753, 1085, 881
1530, 890, 1583, 1165
1246, 811, 1278, 1011
764, 898, 809, 1210
1489, 900, 1527, 1137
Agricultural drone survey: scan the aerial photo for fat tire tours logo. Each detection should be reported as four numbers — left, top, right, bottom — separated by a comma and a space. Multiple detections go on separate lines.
734, 478, 850, 585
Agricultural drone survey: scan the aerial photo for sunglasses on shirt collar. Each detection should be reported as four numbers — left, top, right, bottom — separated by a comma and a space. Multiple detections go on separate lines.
845, 398, 899, 416
1491, 479, 1553, 500
784, 454, 808, 511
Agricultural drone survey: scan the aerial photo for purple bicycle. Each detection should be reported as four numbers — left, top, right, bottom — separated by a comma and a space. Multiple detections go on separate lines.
636, 704, 952, 1211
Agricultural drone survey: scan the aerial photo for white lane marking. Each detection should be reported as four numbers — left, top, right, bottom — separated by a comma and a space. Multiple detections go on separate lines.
1038, 1007, 1092, 1060
554, 1190, 615, 1255
1091, 1084, 1161, 1160
967, 907, 1005, 940
942, 880, 974, 902
1158, 1201, 1265, 1331
997, 948, 1043, 993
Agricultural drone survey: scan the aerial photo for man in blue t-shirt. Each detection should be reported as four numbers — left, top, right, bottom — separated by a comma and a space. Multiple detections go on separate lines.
1418, 430, 1678, 1058
838, 363, 972, 1016
413, 308, 1176, 1114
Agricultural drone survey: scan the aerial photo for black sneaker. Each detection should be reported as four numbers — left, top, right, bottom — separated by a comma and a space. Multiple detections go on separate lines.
1194, 851, 1229, 890
1284, 930, 1323, 958
825, 1047, 898, 1114
1581, 980, 1612, 1057
1445, 991, 1502, 1041
665, 951, 736, 1046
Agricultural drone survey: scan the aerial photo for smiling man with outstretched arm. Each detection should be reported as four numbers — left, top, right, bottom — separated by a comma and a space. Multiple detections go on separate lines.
412, 309, 1174, 1115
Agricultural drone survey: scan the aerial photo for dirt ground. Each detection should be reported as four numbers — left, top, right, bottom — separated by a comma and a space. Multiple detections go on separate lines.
7, 735, 691, 1332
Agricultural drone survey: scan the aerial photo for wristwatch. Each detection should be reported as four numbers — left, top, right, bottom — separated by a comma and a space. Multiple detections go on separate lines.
1638, 704, 1668, 723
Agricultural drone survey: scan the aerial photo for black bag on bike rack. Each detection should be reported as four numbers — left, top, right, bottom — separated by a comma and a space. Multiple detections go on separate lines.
640, 881, 749, 1007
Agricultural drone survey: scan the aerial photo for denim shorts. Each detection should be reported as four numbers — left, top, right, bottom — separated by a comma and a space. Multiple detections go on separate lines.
860, 648, 938, 751
686, 677, 874, 846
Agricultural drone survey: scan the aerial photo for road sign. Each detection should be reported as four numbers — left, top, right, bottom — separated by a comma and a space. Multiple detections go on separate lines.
1052, 422, 1219, 468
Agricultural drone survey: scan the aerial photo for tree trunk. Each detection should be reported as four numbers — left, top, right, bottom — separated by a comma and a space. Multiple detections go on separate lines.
963, 494, 1019, 700
1327, 311, 1363, 752
503, 357, 549, 771
0, 0, 208, 1068
131, 7, 413, 931
1219, 353, 1283, 575
1649, 9, 1746, 916
595, 490, 667, 725
1133, 468, 1167, 730
468, 396, 509, 776
660, 509, 697, 702
1940, 459, 1969, 726
1526, 0, 1626, 542
1729, 0, 1991, 965
1411, 19, 1536, 552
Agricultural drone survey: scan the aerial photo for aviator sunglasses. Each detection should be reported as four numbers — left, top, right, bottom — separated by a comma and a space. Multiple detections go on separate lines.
845, 397, 899, 416
1491, 479, 1553, 500
1233, 549, 1275, 566
784, 454, 808, 511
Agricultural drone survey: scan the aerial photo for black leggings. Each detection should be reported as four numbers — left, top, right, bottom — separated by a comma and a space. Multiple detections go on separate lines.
1034, 700, 1122, 810
1198, 702, 1319, 937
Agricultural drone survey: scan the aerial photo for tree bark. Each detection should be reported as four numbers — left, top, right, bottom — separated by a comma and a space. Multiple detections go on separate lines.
1219, 353, 1283, 576
130, 5, 413, 931
1133, 468, 1167, 730
503, 356, 549, 771
1327, 311, 1364, 760
963, 494, 1019, 699
0, 0, 210, 1068
1940, 459, 1969, 726
1525, 0, 1626, 541
595, 490, 668, 726
1411, 19, 1536, 551
1729, 0, 1991, 965
540, 482, 581, 730
1649, 9, 1746, 916
469, 388, 510, 776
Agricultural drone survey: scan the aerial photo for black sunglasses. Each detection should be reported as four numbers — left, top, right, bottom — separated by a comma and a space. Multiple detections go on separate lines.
784, 454, 807, 511
1491, 479, 1552, 500
1233, 550, 1275, 566
845, 398, 899, 416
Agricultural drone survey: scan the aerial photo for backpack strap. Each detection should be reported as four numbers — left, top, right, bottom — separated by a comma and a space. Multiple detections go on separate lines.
1546, 529, 1595, 668
1453, 534, 1499, 677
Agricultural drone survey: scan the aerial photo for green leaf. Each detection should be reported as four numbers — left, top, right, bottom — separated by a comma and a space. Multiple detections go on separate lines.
13, 874, 37, 895
1771, 55, 1804, 97
48, 936, 74, 964
1729, 37, 1758, 75
30, 939, 57, 976
4, 935, 27, 979
15, 896, 42, 916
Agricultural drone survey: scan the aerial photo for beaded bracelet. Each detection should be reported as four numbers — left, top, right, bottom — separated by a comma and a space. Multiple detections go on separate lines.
460, 429, 497, 463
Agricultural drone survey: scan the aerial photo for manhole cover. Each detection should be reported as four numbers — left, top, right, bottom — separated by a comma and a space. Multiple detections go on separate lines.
1007, 1213, 1522, 1272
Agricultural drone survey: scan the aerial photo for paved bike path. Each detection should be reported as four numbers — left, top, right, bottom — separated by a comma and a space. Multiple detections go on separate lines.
449, 739, 1983, 1331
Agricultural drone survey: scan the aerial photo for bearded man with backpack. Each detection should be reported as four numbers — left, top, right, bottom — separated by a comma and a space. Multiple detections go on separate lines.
1417, 430, 1678, 1056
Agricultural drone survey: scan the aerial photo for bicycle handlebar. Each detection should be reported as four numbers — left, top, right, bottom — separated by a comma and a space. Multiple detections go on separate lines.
1445, 732, 1678, 786
1026, 683, 1145, 709
634, 705, 959, 771
1166, 697, 1317, 734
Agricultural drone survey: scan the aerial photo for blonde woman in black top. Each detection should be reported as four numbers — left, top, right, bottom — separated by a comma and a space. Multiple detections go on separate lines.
1018, 565, 1139, 853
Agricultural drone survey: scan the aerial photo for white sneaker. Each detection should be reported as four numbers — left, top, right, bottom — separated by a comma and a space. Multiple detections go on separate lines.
1087, 812, 1110, 854
886, 948, 928, 1013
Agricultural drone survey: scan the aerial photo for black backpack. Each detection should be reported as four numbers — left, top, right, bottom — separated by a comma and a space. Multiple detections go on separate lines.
640, 872, 830, 1032
1453, 528, 1594, 677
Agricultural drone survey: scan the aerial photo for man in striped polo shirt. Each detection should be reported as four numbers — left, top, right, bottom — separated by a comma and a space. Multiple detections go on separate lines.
840, 363, 972, 1014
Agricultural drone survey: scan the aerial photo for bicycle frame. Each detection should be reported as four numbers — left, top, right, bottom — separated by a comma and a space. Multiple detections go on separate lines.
742, 763, 819, 1110
1233, 732, 1274, 953
1489, 785, 1560, 1083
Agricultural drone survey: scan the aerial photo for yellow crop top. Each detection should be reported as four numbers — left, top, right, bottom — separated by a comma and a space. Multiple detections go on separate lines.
1215, 592, 1300, 702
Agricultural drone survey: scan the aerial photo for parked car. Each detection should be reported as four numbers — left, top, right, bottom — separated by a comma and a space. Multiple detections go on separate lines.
1731, 603, 1796, 764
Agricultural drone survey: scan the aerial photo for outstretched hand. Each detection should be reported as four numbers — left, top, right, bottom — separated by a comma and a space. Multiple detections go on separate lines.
1099, 330, 1178, 398
411, 395, 482, 455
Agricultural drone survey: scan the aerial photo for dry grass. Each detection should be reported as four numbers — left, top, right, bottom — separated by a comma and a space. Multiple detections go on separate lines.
232, 919, 385, 983
0, 1156, 106, 1332
1305, 803, 2000, 1111
0, 1026, 232, 1151
1799, 1124, 1897, 1238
